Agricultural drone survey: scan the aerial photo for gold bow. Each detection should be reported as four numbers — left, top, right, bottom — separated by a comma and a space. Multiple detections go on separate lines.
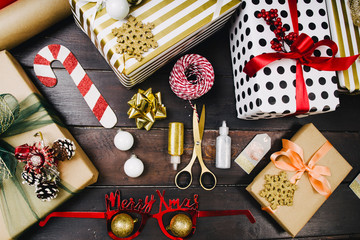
127, 88, 166, 131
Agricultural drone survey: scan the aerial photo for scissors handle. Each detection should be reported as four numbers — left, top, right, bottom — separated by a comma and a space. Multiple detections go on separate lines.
199, 167, 217, 191
174, 151, 196, 190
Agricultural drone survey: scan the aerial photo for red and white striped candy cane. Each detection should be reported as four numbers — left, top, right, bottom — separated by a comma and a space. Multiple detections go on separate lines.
34, 44, 117, 128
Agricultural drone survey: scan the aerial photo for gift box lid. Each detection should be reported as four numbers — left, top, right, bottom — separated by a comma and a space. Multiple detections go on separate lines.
246, 123, 352, 237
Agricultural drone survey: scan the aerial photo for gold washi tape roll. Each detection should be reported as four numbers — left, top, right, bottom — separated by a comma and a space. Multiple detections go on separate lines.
168, 122, 184, 170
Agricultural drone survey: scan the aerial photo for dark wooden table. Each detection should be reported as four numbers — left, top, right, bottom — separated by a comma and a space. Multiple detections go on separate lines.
10, 14, 360, 240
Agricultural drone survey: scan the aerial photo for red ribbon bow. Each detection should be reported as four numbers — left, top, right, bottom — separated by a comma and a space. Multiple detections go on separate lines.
243, 0, 360, 114
270, 139, 333, 198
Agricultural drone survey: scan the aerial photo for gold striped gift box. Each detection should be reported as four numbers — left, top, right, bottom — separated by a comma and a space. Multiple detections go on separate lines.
69, 0, 241, 88
327, 0, 360, 93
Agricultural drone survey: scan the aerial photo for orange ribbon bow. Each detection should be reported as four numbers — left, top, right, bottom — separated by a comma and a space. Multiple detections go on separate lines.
270, 139, 333, 198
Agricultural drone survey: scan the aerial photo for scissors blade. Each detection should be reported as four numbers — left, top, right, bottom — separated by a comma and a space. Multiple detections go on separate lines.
199, 105, 205, 140
192, 105, 201, 143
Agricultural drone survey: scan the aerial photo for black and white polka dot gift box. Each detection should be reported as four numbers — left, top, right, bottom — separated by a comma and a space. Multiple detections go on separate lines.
230, 0, 339, 120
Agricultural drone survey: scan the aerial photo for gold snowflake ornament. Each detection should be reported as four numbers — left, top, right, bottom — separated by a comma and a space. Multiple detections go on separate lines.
112, 16, 158, 62
259, 171, 298, 210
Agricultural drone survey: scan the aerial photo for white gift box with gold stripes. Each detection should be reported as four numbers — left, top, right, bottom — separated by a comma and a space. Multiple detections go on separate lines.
69, 0, 241, 88
327, 0, 360, 93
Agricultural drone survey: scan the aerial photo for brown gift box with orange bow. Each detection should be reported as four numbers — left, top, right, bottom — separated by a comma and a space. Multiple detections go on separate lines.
246, 123, 352, 237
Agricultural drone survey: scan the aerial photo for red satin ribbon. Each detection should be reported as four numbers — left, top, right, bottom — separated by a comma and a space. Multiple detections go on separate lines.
270, 139, 333, 198
243, 0, 360, 114
0, 0, 16, 9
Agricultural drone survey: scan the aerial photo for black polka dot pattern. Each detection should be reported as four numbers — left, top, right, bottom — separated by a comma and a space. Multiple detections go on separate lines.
229, 0, 339, 119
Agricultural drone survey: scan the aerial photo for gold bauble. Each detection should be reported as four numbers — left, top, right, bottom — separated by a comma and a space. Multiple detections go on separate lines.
167, 213, 193, 238
111, 213, 135, 238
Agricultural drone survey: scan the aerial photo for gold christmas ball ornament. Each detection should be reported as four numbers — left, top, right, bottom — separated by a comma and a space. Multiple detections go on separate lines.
166, 213, 193, 238
111, 213, 136, 238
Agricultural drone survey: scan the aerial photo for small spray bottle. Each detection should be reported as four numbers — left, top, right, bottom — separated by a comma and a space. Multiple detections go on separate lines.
168, 122, 184, 170
216, 121, 231, 169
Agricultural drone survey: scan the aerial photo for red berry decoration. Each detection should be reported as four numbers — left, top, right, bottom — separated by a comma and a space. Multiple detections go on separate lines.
256, 8, 298, 52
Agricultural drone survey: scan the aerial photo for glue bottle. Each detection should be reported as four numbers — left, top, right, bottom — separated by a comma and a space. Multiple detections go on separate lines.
216, 121, 231, 169
168, 122, 184, 170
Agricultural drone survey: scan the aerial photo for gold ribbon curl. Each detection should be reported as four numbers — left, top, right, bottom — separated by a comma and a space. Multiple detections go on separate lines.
127, 88, 166, 131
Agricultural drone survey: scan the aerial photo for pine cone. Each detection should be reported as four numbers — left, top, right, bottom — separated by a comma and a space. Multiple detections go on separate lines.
21, 170, 44, 186
35, 181, 59, 201
52, 138, 76, 161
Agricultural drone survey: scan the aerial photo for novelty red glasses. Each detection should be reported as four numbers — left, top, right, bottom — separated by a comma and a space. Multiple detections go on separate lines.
40, 190, 255, 240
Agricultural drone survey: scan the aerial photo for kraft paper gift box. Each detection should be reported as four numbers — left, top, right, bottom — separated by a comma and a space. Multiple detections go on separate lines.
0, 0, 71, 50
326, 0, 360, 93
229, 1, 341, 120
246, 123, 352, 237
69, 0, 241, 88
0, 50, 99, 240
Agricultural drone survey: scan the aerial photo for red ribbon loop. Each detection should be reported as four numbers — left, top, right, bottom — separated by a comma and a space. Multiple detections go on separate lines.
290, 33, 314, 56
244, 33, 358, 77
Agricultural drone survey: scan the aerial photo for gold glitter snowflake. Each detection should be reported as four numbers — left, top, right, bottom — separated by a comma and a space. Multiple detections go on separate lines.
259, 171, 298, 210
112, 16, 158, 61
349, 0, 360, 26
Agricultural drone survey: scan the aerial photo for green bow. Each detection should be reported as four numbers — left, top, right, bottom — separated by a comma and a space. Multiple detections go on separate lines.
0, 93, 63, 183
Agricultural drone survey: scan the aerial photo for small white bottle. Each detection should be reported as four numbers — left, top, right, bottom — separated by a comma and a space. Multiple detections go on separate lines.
216, 121, 231, 169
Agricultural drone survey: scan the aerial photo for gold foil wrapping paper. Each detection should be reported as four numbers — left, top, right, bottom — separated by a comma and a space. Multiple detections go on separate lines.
127, 88, 166, 130
0, 0, 71, 50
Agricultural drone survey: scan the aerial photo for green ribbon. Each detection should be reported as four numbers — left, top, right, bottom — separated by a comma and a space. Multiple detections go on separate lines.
0, 94, 20, 135
0, 92, 72, 238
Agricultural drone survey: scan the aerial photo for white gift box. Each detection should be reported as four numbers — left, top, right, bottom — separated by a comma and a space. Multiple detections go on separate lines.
229, 0, 339, 120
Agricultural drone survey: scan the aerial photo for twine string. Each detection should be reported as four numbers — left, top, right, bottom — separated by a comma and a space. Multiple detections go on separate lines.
169, 54, 214, 118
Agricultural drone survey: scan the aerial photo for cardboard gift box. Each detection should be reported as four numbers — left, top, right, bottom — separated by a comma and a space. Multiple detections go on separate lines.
229, 1, 340, 120
0, 0, 71, 50
246, 123, 352, 237
69, 0, 241, 88
326, 0, 360, 93
0, 50, 99, 240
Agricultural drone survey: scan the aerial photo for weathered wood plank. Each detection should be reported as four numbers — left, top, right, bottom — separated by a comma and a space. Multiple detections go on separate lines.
68, 128, 360, 186
21, 66, 360, 131
19, 185, 360, 240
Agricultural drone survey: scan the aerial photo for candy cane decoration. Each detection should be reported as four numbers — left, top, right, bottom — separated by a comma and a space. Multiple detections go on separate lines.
34, 44, 117, 128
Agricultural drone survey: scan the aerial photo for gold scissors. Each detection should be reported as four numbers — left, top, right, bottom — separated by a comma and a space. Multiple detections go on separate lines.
175, 105, 217, 191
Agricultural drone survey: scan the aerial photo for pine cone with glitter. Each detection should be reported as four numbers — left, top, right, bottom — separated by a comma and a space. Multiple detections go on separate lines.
21, 170, 44, 186
52, 138, 76, 161
35, 181, 59, 201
